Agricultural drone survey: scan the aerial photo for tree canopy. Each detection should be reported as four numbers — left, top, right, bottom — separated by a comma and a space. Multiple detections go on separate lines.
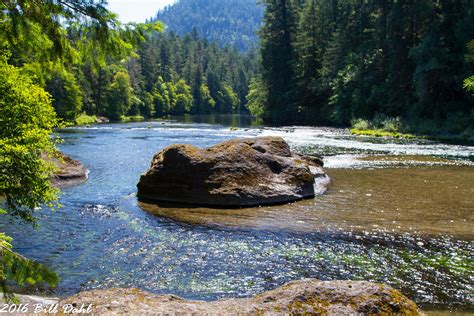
153, 0, 264, 52
251, 0, 474, 135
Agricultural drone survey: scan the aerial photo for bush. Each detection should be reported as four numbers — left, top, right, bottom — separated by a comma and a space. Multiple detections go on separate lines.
351, 118, 370, 130
74, 113, 98, 125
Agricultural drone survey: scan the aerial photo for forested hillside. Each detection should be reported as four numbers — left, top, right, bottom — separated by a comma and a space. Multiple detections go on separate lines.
13, 31, 257, 123
153, 0, 264, 51
249, 0, 474, 136
130, 33, 258, 117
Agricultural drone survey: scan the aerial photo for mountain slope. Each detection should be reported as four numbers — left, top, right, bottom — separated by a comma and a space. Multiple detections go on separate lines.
153, 0, 263, 51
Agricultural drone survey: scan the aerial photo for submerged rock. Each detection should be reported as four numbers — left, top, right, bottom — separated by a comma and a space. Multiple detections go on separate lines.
58, 279, 421, 315
137, 136, 328, 207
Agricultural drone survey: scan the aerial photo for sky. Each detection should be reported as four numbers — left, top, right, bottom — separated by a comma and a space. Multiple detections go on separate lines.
107, 0, 176, 23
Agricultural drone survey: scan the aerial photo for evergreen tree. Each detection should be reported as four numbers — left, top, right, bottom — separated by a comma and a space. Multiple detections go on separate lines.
252, 0, 474, 133
259, 0, 298, 124
153, 0, 264, 51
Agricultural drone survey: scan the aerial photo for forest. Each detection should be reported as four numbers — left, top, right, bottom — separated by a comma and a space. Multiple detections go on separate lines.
249, 0, 474, 137
153, 0, 264, 51
130, 32, 257, 118
70, 31, 257, 123
5, 0, 472, 136
2, 9, 257, 126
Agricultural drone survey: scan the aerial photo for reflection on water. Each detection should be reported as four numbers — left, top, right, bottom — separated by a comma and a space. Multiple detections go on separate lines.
172, 114, 262, 127
0, 117, 473, 312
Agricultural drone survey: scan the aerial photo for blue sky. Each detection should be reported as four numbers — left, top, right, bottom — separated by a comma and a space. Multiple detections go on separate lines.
107, 0, 176, 23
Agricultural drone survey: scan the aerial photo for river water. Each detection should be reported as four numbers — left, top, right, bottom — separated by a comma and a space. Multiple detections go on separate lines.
1, 115, 473, 313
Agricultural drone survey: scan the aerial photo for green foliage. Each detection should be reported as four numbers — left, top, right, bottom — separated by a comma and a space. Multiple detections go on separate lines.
351, 129, 416, 139
464, 76, 474, 92
351, 119, 370, 131
0, 0, 164, 124
153, 0, 264, 51
465, 40, 474, 93
219, 84, 239, 112
199, 84, 216, 112
0, 0, 164, 299
0, 0, 116, 64
174, 80, 193, 114
350, 115, 413, 138
74, 113, 98, 126
0, 57, 60, 299
106, 71, 134, 121
0, 233, 59, 302
256, 0, 474, 136
136, 32, 257, 116
259, 0, 298, 124
45, 67, 83, 121
0, 57, 59, 225
246, 77, 267, 118
68, 30, 255, 121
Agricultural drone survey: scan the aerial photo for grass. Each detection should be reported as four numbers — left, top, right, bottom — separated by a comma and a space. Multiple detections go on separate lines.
350, 114, 472, 143
72, 114, 145, 126
74, 113, 98, 126
350, 116, 417, 139
351, 128, 417, 139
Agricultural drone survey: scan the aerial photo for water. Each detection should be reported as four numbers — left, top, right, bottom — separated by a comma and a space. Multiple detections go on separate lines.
1, 115, 473, 312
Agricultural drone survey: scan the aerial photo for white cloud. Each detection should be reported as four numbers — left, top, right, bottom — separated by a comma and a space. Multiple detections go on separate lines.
107, 0, 176, 23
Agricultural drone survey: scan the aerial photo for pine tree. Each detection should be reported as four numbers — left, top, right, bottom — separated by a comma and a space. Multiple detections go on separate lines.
259, 0, 298, 124
295, 0, 323, 115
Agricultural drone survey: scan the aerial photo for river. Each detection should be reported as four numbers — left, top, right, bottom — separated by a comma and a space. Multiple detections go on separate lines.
1, 115, 473, 313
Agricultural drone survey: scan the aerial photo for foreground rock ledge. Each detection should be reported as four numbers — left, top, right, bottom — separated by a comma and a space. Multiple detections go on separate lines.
58, 279, 421, 315
137, 136, 328, 207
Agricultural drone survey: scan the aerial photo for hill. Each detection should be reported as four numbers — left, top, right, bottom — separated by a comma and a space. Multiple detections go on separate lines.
153, 0, 263, 51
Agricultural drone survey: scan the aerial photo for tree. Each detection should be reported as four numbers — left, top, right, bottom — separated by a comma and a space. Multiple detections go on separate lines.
255, 0, 473, 133
173, 79, 193, 114
46, 67, 83, 121
259, 0, 298, 124
153, 0, 264, 51
246, 76, 268, 118
0, 57, 60, 298
199, 84, 216, 113
295, 0, 322, 108
0, 0, 115, 65
106, 71, 134, 121
219, 84, 240, 113
0, 57, 59, 224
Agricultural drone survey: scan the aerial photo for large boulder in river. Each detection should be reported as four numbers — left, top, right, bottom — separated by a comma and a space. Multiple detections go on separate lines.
137, 136, 328, 207
57, 279, 422, 315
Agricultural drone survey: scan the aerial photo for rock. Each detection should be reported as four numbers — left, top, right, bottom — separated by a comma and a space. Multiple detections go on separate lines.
45, 152, 88, 187
96, 116, 110, 123
137, 136, 328, 207
57, 279, 422, 315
